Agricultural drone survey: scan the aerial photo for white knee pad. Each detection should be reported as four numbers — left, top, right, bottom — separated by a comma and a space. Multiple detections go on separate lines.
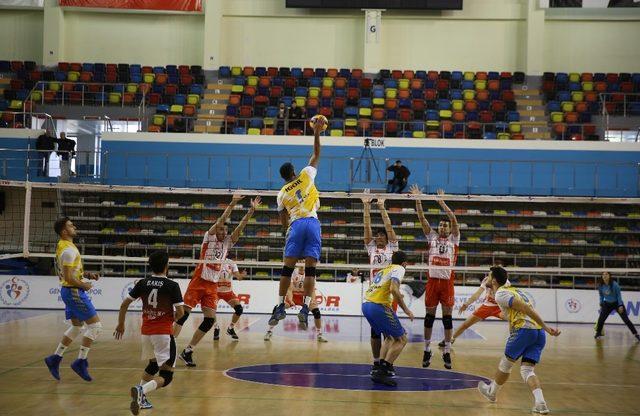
64, 325, 83, 340
520, 365, 535, 382
84, 322, 102, 341
498, 356, 514, 373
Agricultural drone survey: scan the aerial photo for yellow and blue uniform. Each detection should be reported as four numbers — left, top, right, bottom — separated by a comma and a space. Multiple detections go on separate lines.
277, 166, 322, 260
55, 239, 96, 321
495, 286, 545, 363
362, 264, 406, 338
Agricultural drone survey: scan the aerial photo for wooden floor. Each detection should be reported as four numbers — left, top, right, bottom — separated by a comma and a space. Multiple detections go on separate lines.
0, 309, 638, 416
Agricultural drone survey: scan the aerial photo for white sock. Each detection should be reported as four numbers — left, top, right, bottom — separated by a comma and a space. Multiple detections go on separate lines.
185, 345, 193, 353
214, 323, 220, 330
424, 340, 431, 352
55, 343, 67, 357
303, 296, 311, 306
142, 380, 158, 394
373, 357, 380, 363
444, 341, 451, 354
532, 388, 545, 404
268, 326, 275, 331
489, 380, 500, 394
78, 346, 90, 360
278, 296, 286, 305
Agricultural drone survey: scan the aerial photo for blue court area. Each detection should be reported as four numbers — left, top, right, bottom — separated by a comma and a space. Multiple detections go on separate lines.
225, 363, 489, 392
0, 309, 53, 323
243, 314, 485, 343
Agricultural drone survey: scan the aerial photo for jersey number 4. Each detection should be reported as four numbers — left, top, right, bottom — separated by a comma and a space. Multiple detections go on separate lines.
148, 289, 158, 308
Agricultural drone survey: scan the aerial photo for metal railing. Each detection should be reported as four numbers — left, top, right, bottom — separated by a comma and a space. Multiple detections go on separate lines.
26, 81, 150, 108
599, 92, 640, 118
0, 111, 57, 135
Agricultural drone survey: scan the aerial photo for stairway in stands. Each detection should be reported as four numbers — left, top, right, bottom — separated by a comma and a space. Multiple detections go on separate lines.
515, 77, 551, 140
194, 76, 232, 134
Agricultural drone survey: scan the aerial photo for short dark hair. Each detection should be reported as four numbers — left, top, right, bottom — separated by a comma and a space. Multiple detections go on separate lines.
374, 228, 388, 240
395, 160, 402, 164
149, 251, 169, 274
280, 162, 295, 180
490, 266, 508, 286
391, 250, 407, 265
54, 217, 70, 236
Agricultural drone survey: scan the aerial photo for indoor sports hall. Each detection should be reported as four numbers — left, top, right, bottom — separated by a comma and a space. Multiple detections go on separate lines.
0, 1, 639, 415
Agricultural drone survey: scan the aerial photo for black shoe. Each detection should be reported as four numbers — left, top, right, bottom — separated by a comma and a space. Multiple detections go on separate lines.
438, 339, 446, 348
370, 361, 382, 376
179, 349, 196, 367
443, 352, 452, 369
380, 360, 396, 377
422, 350, 432, 368
213, 327, 220, 340
371, 371, 397, 387
227, 327, 239, 340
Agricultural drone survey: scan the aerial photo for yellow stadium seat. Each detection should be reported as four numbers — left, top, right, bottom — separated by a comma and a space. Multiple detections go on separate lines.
247, 76, 258, 86
439, 109, 452, 119
308, 87, 320, 98
463, 89, 475, 100
385, 88, 397, 99
464, 71, 475, 81
231, 84, 244, 94
345, 118, 357, 127
126, 83, 138, 93
474, 80, 487, 90
247, 128, 261, 135
9, 99, 23, 110
263, 118, 274, 127
561, 101, 574, 112
571, 91, 584, 102
30, 91, 42, 102
372, 97, 385, 106
170, 104, 183, 114
153, 114, 165, 126
452, 100, 464, 111
398, 79, 410, 90
550, 112, 564, 123
426, 120, 440, 130
497, 132, 511, 140
581, 81, 593, 92
412, 131, 426, 138
231, 66, 242, 77
322, 77, 334, 88
187, 94, 200, 105
108, 93, 122, 104
294, 96, 306, 107
67, 71, 80, 82
143, 73, 155, 84
569, 73, 580, 83
330, 129, 343, 136
49, 82, 61, 92
509, 122, 521, 133
359, 107, 372, 117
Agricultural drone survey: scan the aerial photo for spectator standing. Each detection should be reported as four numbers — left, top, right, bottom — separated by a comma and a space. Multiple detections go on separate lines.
386, 160, 410, 193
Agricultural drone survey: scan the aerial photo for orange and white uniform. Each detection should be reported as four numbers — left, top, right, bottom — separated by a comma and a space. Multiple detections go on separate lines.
366, 240, 399, 310
472, 275, 507, 319
288, 269, 315, 307
216, 260, 240, 305
183, 233, 233, 310
425, 230, 460, 308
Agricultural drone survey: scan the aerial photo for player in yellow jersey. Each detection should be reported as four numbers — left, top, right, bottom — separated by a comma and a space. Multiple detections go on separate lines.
44, 217, 102, 382
269, 118, 325, 331
477, 266, 561, 415
362, 251, 414, 386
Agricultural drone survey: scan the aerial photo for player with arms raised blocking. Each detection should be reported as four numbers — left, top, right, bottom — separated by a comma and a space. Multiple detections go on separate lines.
269, 117, 325, 330
114, 251, 184, 415
264, 265, 328, 342
411, 185, 460, 370
362, 194, 399, 371
212, 259, 247, 341
44, 217, 102, 382
174, 193, 260, 366
362, 251, 414, 386
478, 266, 560, 414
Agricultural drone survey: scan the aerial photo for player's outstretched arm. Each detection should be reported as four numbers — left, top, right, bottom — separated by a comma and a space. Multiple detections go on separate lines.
377, 198, 398, 243
209, 191, 244, 235
308, 118, 324, 168
230, 196, 260, 244
114, 297, 134, 340
460, 287, 484, 313
511, 298, 561, 336
390, 280, 414, 321
362, 194, 373, 245
410, 184, 432, 236
436, 188, 459, 237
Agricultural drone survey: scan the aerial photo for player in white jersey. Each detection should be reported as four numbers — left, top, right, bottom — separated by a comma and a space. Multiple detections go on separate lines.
411, 185, 460, 370
438, 274, 507, 347
362, 194, 399, 370
174, 193, 260, 367
264, 266, 328, 342
212, 259, 247, 341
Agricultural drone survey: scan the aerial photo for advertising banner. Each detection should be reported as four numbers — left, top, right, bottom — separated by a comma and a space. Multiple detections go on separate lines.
1, 275, 638, 324
58, 0, 202, 12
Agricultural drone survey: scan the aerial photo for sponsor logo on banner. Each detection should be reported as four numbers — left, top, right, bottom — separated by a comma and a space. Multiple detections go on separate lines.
626, 300, 640, 317
1, 277, 30, 306
315, 288, 341, 312
565, 298, 582, 313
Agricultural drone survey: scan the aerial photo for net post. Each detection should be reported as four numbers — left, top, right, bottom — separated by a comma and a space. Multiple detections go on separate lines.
22, 182, 32, 258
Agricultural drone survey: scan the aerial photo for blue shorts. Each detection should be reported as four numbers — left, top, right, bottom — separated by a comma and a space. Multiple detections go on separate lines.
362, 302, 405, 338
60, 287, 97, 322
284, 217, 322, 260
505, 328, 546, 364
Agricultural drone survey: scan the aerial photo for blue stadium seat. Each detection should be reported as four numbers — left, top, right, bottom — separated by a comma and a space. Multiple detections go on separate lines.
232, 126, 247, 135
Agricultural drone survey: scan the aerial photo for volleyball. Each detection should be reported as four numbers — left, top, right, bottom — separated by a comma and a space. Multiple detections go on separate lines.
309, 114, 328, 131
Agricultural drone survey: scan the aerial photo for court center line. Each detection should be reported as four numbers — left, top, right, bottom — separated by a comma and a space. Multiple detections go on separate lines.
2, 365, 639, 389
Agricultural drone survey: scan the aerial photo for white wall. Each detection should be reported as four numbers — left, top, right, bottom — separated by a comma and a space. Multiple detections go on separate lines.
544, 20, 640, 73
0, 8, 43, 62
63, 11, 204, 66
